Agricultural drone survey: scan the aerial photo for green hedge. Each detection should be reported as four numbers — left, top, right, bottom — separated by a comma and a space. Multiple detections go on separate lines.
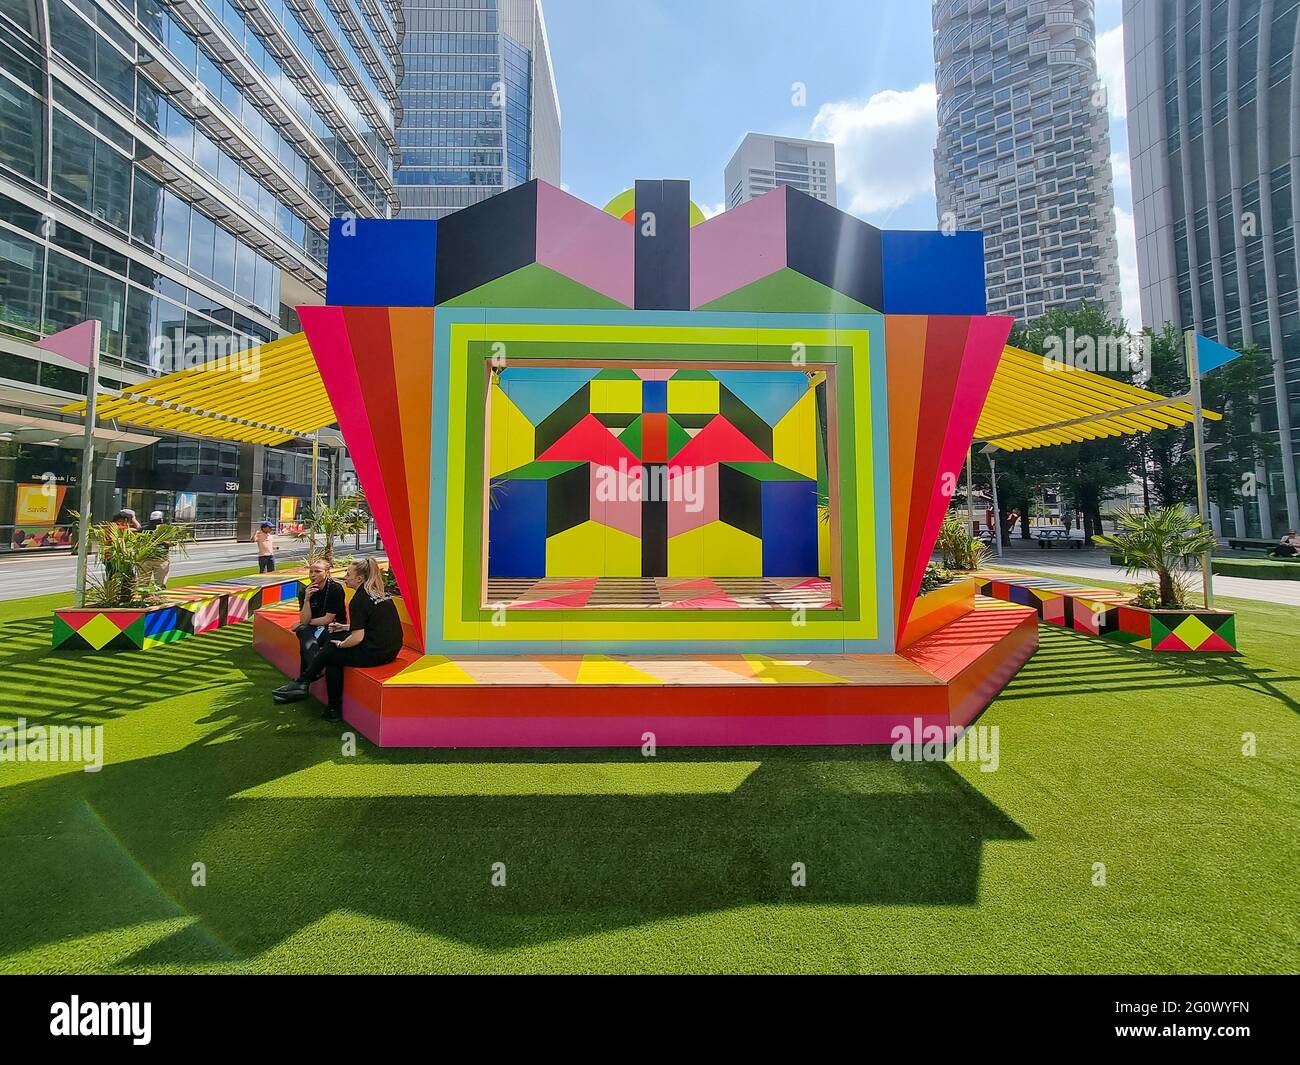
1211, 557, 1300, 580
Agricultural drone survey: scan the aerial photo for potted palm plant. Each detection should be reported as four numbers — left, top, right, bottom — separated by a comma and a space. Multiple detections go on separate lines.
88, 520, 194, 606
1086, 507, 1236, 652
52, 520, 198, 651
936, 513, 989, 572
1092, 507, 1216, 609
293, 492, 370, 564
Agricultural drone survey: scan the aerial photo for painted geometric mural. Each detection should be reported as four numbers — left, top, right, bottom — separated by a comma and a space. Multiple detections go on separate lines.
487, 366, 829, 579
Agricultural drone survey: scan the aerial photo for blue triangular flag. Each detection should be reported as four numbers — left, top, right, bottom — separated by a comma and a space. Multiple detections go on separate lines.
1195, 333, 1243, 375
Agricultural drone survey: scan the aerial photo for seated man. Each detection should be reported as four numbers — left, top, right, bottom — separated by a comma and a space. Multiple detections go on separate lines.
1268, 530, 1300, 558
273, 559, 346, 700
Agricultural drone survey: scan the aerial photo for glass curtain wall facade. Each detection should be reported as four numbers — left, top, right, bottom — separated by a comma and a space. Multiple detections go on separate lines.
0, 0, 399, 549
1124, 0, 1300, 535
397, 0, 559, 218
933, 0, 1122, 323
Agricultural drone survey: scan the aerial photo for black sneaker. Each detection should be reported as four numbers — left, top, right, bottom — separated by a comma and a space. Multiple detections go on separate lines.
272, 682, 309, 703
320, 708, 342, 721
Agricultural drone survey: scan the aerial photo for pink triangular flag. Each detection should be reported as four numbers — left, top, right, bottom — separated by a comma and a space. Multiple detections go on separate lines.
35, 320, 97, 368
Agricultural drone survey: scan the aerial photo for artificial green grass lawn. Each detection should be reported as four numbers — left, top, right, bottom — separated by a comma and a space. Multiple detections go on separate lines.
1, 566, 1297, 974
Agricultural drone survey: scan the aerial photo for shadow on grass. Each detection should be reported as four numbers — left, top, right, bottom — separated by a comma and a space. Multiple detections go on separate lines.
0, 641, 1031, 965
1000, 626, 1300, 713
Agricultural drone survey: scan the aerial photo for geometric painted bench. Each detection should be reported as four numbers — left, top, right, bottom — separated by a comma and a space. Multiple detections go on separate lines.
251, 589, 1042, 748
973, 572, 1237, 652
51, 573, 306, 651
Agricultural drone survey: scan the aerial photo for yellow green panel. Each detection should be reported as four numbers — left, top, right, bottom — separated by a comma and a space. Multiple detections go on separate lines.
590, 379, 642, 414
488, 378, 535, 479
703, 522, 763, 576
546, 521, 641, 577
667, 525, 707, 577
667, 378, 720, 414
772, 388, 818, 478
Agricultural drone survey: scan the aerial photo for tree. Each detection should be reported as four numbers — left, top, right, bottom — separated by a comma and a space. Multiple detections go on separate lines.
294, 492, 370, 563
1007, 302, 1138, 539
1141, 324, 1275, 513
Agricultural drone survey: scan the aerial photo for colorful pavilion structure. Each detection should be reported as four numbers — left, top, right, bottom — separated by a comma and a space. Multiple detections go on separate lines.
254, 179, 1041, 747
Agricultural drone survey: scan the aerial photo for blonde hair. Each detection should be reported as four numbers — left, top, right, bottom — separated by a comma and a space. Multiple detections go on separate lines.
349, 557, 387, 599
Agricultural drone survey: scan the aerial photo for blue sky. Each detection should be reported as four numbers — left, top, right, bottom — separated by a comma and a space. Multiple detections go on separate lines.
542, 0, 1136, 325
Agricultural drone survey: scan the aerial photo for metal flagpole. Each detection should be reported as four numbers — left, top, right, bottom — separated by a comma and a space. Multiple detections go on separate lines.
965, 447, 976, 535
985, 448, 1003, 558
310, 429, 320, 506
73, 320, 102, 608
1185, 329, 1215, 608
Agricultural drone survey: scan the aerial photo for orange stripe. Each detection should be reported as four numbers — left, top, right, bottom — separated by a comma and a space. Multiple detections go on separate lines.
388, 307, 435, 644
884, 315, 928, 640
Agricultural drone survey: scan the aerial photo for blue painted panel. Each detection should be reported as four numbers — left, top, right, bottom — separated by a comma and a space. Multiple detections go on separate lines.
711, 370, 808, 426
143, 607, 179, 637
641, 378, 667, 412
325, 218, 438, 307
880, 230, 987, 315
760, 479, 818, 576
487, 479, 547, 578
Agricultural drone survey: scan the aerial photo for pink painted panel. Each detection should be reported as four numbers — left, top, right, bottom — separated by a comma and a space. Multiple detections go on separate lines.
369, 711, 952, 748
667, 462, 719, 536
900, 315, 1013, 634
298, 305, 401, 594
589, 462, 642, 538
689, 189, 788, 308
535, 181, 634, 306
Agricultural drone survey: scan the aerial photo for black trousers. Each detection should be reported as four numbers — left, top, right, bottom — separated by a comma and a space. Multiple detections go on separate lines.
259, 555, 276, 572
299, 638, 397, 712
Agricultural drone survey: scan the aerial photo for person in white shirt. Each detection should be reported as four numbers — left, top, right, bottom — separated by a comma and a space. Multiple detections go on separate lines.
253, 521, 277, 572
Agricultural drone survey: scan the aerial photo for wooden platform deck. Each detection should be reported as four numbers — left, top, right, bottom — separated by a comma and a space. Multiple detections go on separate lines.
253, 595, 1038, 748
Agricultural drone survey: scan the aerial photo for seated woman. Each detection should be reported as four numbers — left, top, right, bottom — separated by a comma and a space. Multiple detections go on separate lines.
273, 558, 404, 720
1268, 530, 1300, 558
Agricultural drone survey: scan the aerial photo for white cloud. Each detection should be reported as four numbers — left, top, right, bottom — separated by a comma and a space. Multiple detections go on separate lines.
1114, 204, 1142, 330
1096, 25, 1127, 120
809, 83, 938, 218
701, 201, 724, 219
1110, 150, 1131, 203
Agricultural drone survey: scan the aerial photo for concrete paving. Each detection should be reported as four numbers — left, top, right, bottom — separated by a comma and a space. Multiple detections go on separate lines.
985, 544, 1300, 607
0, 535, 380, 601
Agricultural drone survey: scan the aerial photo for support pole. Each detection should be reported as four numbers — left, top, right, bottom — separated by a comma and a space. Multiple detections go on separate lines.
1186, 330, 1215, 609
73, 320, 102, 608
986, 450, 1003, 558
965, 447, 976, 536
310, 429, 320, 507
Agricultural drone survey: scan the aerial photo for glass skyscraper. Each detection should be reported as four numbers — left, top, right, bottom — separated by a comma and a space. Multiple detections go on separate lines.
1125, 0, 1300, 535
933, 0, 1122, 324
0, 0, 399, 548
396, 0, 559, 219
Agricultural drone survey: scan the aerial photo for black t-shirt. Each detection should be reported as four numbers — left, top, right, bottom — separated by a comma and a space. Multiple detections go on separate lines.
347, 587, 403, 658
298, 579, 347, 626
